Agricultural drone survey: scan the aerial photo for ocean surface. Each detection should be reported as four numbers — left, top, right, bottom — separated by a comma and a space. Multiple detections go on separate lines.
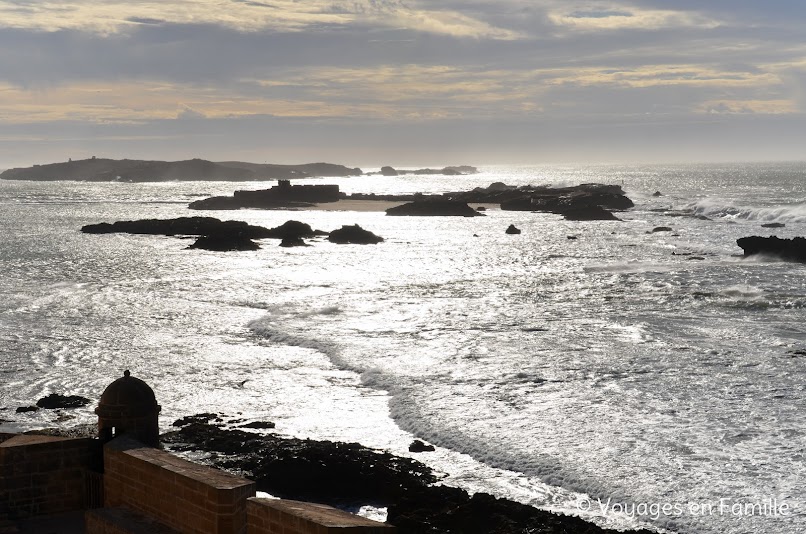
1, 163, 805, 533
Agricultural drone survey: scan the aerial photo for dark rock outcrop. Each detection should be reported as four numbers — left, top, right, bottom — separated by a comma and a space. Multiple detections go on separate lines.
737, 236, 806, 262
328, 225, 384, 244
388, 485, 654, 534
761, 222, 786, 228
36, 394, 91, 409
81, 216, 274, 239
187, 234, 260, 251
386, 201, 484, 217
561, 206, 621, 221
380, 166, 399, 176
265, 220, 326, 240
408, 440, 435, 453
239, 421, 276, 429
652, 226, 673, 233
190, 182, 339, 210
505, 224, 521, 235
15, 406, 39, 413
279, 237, 309, 248
652, 191, 663, 197
162, 421, 435, 502
186, 196, 245, 210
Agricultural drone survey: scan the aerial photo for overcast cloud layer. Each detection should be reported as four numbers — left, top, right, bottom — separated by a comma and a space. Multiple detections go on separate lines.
2, 0, 806, 167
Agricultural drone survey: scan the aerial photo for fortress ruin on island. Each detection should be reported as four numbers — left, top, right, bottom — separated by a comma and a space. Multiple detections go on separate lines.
0, 372, 394, 534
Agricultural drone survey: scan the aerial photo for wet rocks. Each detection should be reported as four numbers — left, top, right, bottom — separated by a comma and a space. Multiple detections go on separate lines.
328, 225, 384, 244
279, 237, 309, 247
16, 406, 39, 413
265, 220, 327, 240
187, 234, 260, 251
81, 216, 274, 239
386, 201, 483, 217
172, 413, 221, 427
652, 226, 673, 233
737, 236, 806, 262
408, 440, 435, 453
505, 224, 521, 235
761, 222, 786, 228
162, 421, 436, 502
562, 206, 621, 221
388, 485, 656, 534
380, 166, 399, 176
36, 393, 91, 409
239, 421, 276, 430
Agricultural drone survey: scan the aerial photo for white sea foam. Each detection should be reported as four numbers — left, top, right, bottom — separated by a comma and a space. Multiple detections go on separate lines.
691, 197, 806, 223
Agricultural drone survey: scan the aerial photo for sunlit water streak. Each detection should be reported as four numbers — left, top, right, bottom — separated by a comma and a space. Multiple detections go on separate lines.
1, 162, 805, 533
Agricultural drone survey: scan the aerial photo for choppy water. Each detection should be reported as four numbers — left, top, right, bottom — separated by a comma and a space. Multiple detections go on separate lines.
1, 163, 805, 533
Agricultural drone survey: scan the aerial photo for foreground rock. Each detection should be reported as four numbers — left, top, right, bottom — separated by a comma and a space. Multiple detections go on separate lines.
328, 225, 384, 244
737, 236, 806, 262
388, 485, 654, 534
36, 393, 91, 409
386, 201, 483, 217
162, 419, 653, 534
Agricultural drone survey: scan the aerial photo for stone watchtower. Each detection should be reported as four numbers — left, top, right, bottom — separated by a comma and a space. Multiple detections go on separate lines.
95, 370, 161, 447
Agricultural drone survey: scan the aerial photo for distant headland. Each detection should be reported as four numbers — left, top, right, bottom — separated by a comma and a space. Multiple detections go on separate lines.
0, 157, 478, 182
0, 157, 362, 182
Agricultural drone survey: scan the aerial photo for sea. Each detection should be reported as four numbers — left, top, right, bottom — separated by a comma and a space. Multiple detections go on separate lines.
1, 162, 804, 534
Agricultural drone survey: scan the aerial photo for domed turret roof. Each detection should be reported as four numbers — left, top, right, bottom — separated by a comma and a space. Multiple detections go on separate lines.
96, 370, 160, 418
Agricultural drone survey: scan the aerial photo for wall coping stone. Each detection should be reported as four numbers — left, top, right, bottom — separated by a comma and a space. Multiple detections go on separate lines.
106, 435, 254, 490
248, 498, 396, 530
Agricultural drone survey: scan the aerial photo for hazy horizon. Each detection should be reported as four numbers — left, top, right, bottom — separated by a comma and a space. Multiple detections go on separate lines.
2, 1, 806, 168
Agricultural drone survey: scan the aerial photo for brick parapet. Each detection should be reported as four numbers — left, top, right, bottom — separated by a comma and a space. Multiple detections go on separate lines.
103, 436, 255, 534
0, 434, 94, 520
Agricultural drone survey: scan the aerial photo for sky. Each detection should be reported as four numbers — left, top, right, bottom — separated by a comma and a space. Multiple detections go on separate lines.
2, 0, 806, 168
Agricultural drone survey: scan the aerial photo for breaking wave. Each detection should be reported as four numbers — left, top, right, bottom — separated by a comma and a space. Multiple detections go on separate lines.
691, 198, 806, 223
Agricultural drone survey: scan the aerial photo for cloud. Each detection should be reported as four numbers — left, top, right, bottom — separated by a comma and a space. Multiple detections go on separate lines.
548, 4, 720, 32
0, 0, 519, 39
176, 104, 207, 120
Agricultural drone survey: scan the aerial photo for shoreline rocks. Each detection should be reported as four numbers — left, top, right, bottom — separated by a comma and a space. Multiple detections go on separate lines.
161, 418, 654, 534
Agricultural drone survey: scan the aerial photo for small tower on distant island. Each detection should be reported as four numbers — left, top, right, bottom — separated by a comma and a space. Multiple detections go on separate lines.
96, 370, 162, 447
